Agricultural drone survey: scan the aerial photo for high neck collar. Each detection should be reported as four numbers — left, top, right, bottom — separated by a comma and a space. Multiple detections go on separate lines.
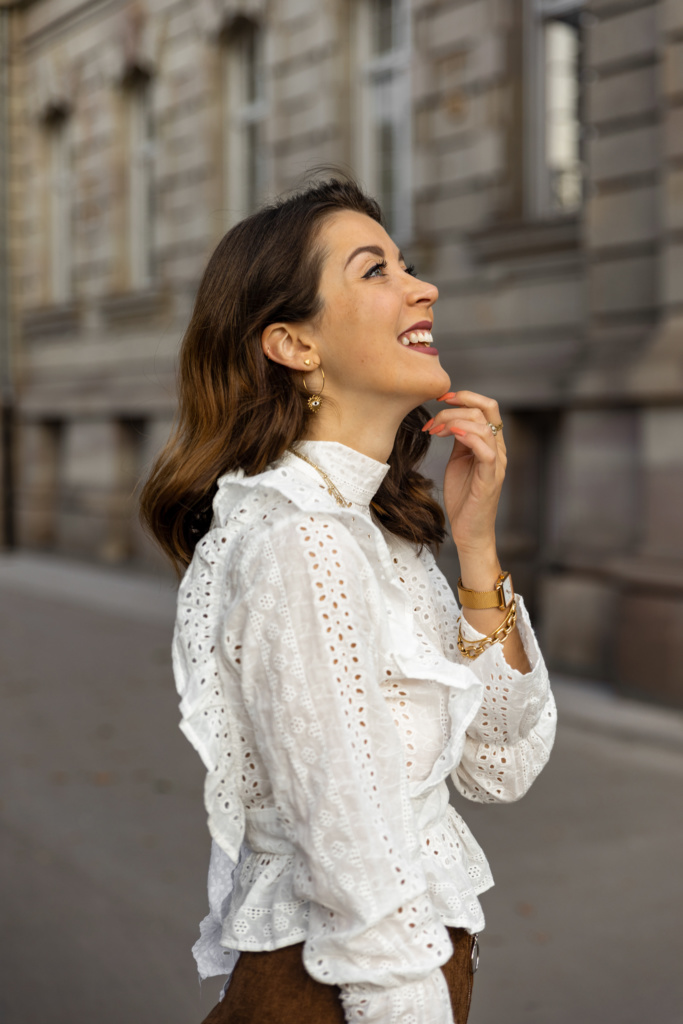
281, 440, 390, 509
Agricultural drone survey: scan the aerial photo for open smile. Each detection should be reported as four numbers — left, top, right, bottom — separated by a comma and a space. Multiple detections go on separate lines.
398, 321, 438, 355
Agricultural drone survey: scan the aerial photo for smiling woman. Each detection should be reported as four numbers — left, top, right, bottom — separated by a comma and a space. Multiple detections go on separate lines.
139, 177, 556, 1024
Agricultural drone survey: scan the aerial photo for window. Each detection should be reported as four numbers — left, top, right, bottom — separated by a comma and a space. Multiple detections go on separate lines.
46, 113, 72, 304
525, 0, 585, 218
126, 74, 155, 288
354, 0, 412, 241
223, 18, 268, 225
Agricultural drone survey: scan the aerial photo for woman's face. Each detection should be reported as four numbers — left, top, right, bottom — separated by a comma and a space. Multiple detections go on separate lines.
310, 210, 450, 413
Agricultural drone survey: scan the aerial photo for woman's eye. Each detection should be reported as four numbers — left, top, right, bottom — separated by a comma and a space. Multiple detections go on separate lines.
363, 260, 388, 279
404, 263, 417, 277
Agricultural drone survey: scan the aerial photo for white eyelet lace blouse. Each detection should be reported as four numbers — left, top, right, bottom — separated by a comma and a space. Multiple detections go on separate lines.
173, 440, 556, 1024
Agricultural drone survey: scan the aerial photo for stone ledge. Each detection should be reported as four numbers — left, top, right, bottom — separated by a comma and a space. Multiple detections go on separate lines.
99, 288, 169, 323
544, 554, 683, 595
609, 554, 683, 593
467, 215, 581, 263
553, 675, 683, 752
22, 303, 81, 340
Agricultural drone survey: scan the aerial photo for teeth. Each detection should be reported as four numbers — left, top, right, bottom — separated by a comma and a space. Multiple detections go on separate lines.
400, 330, 435, 345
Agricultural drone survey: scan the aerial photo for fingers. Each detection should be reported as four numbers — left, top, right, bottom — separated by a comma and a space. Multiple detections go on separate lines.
439, 425, 500, 480
430, 390, 506, 454
438, 389, 502, 423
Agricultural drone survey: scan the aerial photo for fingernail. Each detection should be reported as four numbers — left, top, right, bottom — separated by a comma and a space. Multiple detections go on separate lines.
421, 418, 434, 432
451, 427, 467, 436
429, 425, 446, 434
437, 392, 456, 401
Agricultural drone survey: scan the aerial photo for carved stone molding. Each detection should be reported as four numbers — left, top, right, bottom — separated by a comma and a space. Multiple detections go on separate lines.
27, 49, 81, 122
194, 0, 267, 40
101, 2, 169, 85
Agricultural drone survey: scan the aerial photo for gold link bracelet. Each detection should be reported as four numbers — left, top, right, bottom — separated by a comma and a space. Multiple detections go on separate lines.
457, 599, 517, 659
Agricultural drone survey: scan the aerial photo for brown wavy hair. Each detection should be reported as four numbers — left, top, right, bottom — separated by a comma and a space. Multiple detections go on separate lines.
140, 177, 446, 572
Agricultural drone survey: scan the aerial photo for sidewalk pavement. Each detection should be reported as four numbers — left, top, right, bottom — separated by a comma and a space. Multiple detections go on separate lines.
1, 550, 682, 1024
3, 549, 681, 749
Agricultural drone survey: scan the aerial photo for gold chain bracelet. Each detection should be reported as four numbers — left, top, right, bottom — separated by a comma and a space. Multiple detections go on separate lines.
457, 599, 517, 660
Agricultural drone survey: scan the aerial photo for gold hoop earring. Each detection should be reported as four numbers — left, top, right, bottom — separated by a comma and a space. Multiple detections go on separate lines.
302, 367, 325, 412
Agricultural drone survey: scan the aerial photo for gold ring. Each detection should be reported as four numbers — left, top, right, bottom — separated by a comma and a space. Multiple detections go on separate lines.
488, 422, 503, 436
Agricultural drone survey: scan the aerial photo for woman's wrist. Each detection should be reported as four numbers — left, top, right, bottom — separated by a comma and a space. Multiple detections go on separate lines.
456, 542, 501, 593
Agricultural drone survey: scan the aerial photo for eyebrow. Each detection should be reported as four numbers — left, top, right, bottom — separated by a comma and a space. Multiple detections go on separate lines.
344, 244, 405, 269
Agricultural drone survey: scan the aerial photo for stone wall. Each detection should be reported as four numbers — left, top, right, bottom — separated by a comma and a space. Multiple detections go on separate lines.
5, 0, 683, 704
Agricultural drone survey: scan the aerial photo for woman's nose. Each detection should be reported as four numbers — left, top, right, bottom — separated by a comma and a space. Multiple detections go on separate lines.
407, 275, 438, 306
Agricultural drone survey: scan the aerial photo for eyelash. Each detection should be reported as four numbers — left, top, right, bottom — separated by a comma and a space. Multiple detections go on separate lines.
363, 260, 418, 279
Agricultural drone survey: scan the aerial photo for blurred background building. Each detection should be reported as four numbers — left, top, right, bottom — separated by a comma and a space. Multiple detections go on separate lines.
1, 0, 682, 705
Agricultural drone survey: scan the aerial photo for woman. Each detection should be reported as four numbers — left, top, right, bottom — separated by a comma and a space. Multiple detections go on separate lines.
140, 178, 556, 1024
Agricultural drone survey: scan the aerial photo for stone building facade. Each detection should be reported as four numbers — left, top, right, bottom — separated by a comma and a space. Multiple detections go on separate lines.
2, 0, 683, 705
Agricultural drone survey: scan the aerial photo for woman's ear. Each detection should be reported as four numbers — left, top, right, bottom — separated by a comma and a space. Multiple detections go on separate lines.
261, 323, 318, 369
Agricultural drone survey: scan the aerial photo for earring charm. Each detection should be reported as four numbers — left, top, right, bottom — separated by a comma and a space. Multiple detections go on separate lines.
304, 359, 311, 366
302, 367, 325, 412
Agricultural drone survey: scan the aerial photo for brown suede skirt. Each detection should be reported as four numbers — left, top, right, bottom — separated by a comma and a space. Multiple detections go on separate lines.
201, 927, 478, 1024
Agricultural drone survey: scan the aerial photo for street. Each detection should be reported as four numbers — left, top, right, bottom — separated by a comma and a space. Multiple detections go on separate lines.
1, 552, 682, 1024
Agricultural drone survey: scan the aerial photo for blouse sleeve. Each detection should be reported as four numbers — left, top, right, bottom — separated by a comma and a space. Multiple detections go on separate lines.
236, 514, 456, 1024
450, 595, 557, 803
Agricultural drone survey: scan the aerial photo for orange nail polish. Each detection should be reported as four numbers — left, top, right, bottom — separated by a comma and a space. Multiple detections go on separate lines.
452, 427, 467, 436
437, 392, 456, 401
421, 418, 434, 431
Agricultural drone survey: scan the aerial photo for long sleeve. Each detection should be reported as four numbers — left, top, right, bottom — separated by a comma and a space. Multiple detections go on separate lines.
236, 513, 456, 1024
451, 595, 557, 803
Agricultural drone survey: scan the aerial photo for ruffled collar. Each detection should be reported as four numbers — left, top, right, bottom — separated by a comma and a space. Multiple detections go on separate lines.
279, 440, 390, 510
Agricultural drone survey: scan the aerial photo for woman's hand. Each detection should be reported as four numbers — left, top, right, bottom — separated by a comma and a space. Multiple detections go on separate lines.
422, 390, 506, 561
422, 391, 530, 672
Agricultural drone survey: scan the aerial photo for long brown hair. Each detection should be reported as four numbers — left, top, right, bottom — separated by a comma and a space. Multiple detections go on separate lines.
140, 177, 446, 572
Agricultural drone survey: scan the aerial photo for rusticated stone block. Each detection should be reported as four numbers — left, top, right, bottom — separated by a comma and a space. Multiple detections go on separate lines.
588, 64, 657, 124
617, 592, 683, 706
427, 2, 487, 55
585, 185, 658, 249
587, 5, 657, 70
663, 167, 683, 231
663, 39, 683, 98
641, 407, 683, 558
589, 255, 657, 315
539, 574, 618, 679
589, 125, 658, 183
662, 0, 683, 33
550, 409, 640, 552
662, 242, 683, 305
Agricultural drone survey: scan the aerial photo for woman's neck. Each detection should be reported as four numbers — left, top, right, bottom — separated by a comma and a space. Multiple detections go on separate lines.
302, 403, 405, 464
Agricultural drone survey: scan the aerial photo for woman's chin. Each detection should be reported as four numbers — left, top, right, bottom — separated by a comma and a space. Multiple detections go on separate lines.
423, 365, 451, 400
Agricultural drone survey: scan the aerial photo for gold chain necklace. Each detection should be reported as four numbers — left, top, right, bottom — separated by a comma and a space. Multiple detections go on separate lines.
288, 449, 352, 508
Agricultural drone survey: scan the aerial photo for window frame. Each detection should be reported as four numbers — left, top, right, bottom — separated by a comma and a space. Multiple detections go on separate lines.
352, 0, 413, 243
523, 0, 586, 220
222, 18, 269, 228
46, 113, 73, 305
126, 74, 155, 290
